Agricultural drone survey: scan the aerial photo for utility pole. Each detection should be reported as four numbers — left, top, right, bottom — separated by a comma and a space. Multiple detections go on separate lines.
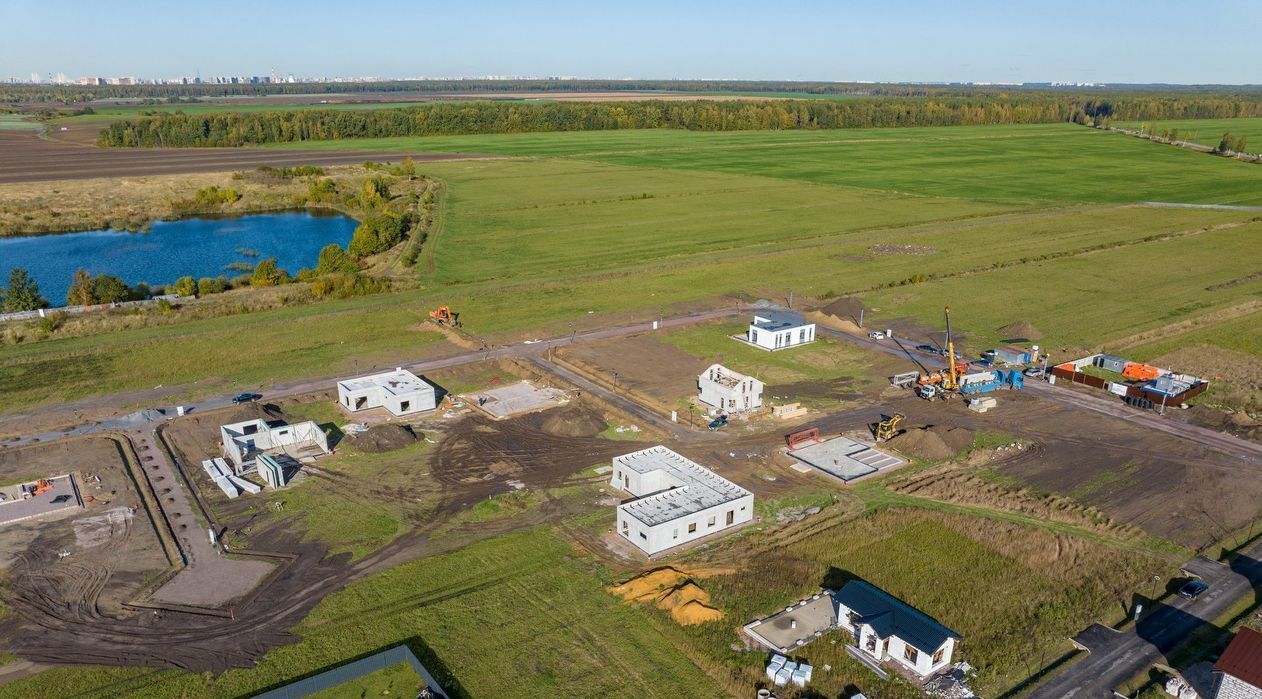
858, 309, 864, 328
787, 289, 793, 309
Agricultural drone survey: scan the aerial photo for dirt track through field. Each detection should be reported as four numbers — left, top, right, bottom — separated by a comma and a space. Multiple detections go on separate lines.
0, 129, 481, 184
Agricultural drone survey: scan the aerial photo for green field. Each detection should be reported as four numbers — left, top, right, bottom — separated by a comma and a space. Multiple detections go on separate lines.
1115, 116, 1262, 150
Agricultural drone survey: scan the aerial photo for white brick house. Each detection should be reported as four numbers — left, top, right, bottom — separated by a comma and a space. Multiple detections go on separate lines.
698, 364, 764, 413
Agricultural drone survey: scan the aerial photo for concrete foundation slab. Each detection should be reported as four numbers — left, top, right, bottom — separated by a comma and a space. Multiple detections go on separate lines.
788, 437, 906, 483
0, 475, 82, 526
744, 593, 839, 653
474, 380, 569, 419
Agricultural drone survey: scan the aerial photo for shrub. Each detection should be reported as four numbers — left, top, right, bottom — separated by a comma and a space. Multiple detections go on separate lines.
348, 212, 406, 258
173, 276, 197, 297
197, 277, 225, 295
251, 258, 290, 287
307, 177, 338, 203
315, 244, 359, 275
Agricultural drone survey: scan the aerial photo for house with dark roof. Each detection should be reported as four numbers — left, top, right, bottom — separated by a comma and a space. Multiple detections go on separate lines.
1214, 627, 1262, 699
835, 580, 961, 679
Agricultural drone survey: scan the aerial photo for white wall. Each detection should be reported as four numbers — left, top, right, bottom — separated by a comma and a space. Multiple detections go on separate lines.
617, 493, 754, 555
337, 383, 435, 416
748, 323, 815, 351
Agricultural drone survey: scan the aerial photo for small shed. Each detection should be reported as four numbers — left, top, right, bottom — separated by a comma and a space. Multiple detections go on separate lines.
991, 345, 1033, 365
1095, 354, 1128, 373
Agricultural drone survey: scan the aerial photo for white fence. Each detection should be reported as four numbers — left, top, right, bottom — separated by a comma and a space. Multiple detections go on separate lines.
0, 294, 188, 324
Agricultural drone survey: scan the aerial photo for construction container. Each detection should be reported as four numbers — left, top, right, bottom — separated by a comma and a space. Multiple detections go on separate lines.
991, 345, 1033, 365
1096, 354, 1128, 373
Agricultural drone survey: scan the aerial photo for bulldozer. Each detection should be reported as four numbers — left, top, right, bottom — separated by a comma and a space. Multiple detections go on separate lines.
428, 305, 461, 327
873, 413, 904, 441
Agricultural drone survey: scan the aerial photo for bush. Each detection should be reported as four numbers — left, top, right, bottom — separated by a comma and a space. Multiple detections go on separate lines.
311, 273, 390, 299
348, 212, 406, 258
307, 177, 338, 203
66, 269, 137, 305
251, 258, 290, 287
197, 277, 226, 295
173, 276, 197, 297
315, 243, 359, 275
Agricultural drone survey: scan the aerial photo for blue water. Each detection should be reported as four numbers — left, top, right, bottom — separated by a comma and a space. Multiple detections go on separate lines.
0, 211, 356, 307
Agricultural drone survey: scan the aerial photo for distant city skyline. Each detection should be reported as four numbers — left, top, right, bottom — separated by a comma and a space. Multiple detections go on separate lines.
2, 0, 1259, 85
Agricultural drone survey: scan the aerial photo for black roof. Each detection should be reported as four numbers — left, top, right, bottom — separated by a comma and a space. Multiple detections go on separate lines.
835, 580, 960, 652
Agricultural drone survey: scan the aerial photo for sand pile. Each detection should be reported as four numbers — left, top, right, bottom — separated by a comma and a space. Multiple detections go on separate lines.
350, 424, 418, 453
997, 320, 1043, 341
889, 425, 973, 460
531, 406, 607, 438
819, 297, 866, 322
609, 567, 725, 625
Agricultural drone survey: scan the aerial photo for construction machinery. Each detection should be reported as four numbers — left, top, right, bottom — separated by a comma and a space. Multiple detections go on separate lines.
428, 305, 461, 327
21, 479, 53, 499
872, 413, 904, 441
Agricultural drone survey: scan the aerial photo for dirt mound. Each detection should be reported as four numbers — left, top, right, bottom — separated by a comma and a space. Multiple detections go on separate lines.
889, 425, 971, 460
350, 423, 419, 453
819, 297, 866, 322
609, 568, 725, 625
528, 406, 608, 438
997, 320, 1043, 341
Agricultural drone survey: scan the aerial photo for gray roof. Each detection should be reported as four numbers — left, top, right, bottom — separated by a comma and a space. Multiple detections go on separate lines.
751, 311, 811, 332
616, 446, 751, 527
836, 581, 959, 652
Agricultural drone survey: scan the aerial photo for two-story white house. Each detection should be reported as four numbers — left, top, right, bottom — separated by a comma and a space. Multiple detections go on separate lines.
747, 311, 816, 351
698, 364, 764, 414
610, 445, 754, 556
836, 580, 961, 680
1214, 627, 1262, 699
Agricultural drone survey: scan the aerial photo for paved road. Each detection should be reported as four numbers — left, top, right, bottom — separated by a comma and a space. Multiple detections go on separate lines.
1028, 543, 1262, 698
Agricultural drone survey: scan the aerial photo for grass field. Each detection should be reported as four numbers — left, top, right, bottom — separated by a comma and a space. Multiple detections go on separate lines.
1115, 117, 1262, 150
0, 527, 723, 699
279, 124, 1262, 205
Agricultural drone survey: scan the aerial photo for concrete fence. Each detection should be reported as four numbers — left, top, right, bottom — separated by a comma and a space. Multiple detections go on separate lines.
0, 294, 188, 324
250, 644, 448, 699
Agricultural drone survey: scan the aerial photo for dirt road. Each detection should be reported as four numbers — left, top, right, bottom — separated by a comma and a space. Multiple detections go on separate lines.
0, 129, 479, 184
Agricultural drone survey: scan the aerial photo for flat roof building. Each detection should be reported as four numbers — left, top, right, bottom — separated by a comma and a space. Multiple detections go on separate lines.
337, 368, 437, 417
220, 418, 329, 473
610, 446, 753, 556
748, 311, 815, 351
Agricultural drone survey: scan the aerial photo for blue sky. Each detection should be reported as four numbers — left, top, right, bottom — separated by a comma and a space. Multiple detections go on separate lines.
2, 0, 1258, 84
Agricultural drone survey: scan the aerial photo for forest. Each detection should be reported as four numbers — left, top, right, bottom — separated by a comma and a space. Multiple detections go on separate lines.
95, 95, 1262, 147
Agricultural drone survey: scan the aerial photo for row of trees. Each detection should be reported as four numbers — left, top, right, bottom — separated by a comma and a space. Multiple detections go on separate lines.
96, 96, 1262, 148
1216, 132, 1249, 153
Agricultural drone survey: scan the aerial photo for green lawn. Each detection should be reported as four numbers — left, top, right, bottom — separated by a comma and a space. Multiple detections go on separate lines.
306, 661, 427, 699
278, 124, 1262, 205
0, 528, 723, 699
1115, 117, 1262, 150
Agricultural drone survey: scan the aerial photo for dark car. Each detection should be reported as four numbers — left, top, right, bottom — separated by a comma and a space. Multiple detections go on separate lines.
232, 392, 261, 404
915, 344, 938, 354
51, 494, 72, 504
707, 414, 729, 431
1177, 579, 1209, 600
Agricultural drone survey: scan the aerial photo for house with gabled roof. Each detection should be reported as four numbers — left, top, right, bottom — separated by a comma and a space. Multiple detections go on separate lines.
1214, 627, 1262, 699
836, 580, 961, 679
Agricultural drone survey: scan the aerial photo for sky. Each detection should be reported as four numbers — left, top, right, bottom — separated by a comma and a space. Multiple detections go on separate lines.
2, 0, 1258, 85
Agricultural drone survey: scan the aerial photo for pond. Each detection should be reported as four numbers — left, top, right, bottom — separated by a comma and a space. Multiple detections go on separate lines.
0, 211, 357, 307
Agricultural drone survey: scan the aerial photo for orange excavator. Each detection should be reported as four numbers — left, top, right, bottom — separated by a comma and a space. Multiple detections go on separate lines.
22, 479, 53, 499
428, 306, 461, 327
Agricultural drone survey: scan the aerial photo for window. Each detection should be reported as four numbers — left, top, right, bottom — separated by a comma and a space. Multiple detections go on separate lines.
932, 647, 945, 665
672, 529, 678, 539
621, 520, 628, 532
400, 401, 410, 412
688, 523, 697, 534
726, 510, 734, 525
903, 646, 919, 664
799, 328, 807, 343
707, 516, 716, 527
741, 505, 746, 511
750, 329, 758, 343
639, 532, 647, 540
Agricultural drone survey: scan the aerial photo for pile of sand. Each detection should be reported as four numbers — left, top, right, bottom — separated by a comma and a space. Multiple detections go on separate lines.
889, 425, 973, 460
531, 406, 607, 438
997, 320, 1043, 341
608, 567, 725, 626
350, 423, 419, 453
819, 297, 866, 322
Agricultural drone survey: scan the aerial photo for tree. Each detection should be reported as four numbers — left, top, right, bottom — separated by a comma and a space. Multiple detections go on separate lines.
348, 212, 406, 258
251, 258, 289, 287
92, 274, 131, 303
315, 244, 359, 275
0, 268, 47, 312
197, 277, 225, 295
66, 269, 95, 306
173, 276, 197, 297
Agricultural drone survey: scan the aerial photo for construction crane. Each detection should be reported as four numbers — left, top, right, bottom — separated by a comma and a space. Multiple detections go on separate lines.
428, 305, 461, 327
943, 306, 959, 392
873, 413, 904, 441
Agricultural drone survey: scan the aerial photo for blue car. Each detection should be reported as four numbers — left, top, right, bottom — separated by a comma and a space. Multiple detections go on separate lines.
1178, 579, 1208, 600
707, 415, 728, 431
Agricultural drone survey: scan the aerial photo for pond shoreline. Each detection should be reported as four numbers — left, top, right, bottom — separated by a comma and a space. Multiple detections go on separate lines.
0, 203, 359, 239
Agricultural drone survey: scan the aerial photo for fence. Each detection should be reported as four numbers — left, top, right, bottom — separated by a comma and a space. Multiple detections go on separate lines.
250, 644, 448, 699
0, 294, 188, 324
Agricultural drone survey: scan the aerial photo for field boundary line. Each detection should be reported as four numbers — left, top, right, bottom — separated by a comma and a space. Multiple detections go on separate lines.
1103, 298, 1262, 353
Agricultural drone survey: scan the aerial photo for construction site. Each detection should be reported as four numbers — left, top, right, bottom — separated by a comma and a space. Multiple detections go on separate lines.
0, 297, 1260, 699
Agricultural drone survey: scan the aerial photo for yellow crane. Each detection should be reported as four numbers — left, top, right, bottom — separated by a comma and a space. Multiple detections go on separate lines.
943, 306, 959, 392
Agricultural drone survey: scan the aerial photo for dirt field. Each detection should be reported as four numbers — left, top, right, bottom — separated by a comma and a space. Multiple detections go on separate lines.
557, 335, 708, 412
0, 129, 478, 184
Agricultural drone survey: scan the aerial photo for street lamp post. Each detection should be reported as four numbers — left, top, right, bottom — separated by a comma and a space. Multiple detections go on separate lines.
1150, 575, 1161, 602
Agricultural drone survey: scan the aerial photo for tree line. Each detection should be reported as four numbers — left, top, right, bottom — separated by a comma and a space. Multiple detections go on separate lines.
94, 96, 1262, 147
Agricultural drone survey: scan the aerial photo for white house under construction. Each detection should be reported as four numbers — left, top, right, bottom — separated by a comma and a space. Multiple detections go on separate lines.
220, 418, 330, 471
610, 445, 753, 555
337, 368, 437, 417
698, 363, 764, 414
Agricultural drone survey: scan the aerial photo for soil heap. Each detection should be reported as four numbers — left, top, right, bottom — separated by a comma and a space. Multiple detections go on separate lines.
889, 425, 974, 460
608, 567, 724, 626
527, 406, 607, 438
350, 424, 419, 453
997, 320, 1043, 341
819, 297, 866, 323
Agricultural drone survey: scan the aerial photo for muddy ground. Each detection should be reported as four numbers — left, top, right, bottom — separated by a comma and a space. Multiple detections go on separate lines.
557, 334, 708, 411
0, 129, 477, 184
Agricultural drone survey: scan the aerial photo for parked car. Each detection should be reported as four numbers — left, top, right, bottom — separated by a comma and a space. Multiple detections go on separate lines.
707, 414, 729, 431
1023, 366, 1045, 378
868, 331, 887, 340
231, 392, 262, 404
915, 344, 938, 354
50, 494, 71, 504
1178, 579, 1209, 600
